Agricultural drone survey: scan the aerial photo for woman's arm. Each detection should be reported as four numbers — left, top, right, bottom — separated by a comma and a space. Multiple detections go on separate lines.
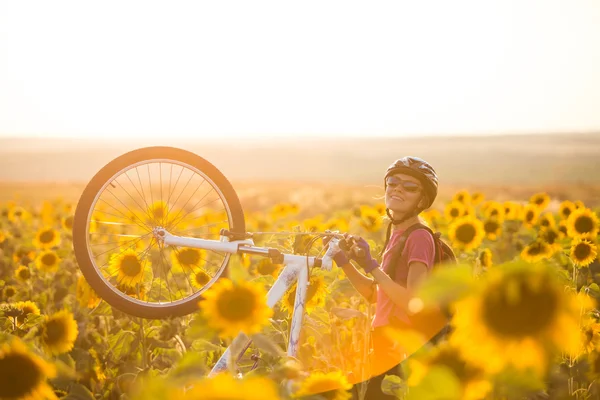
370, 265, 418, 309
339, 262, 377, 303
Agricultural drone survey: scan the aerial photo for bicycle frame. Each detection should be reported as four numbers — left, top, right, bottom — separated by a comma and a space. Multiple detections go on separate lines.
157, 228, 339, 377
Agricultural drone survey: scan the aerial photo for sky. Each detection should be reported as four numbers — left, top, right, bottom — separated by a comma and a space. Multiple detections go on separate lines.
1, 0, 599, 140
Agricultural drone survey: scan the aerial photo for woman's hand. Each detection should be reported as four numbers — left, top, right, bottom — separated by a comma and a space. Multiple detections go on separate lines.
322, 233, 350, 267
343, 234, 380, 273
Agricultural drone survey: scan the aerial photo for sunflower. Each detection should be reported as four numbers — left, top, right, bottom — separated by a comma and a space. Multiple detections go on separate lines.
7, 206, 31, 223
359, 207, 383, 232
575, 200, 586, 209
373, 202, 387, 215
199, 278, 273, 339
482, 218, 502, 241
324, 217, 350, 234
450, 261, 592, 376
170, 247, 205, 272
539, 227, 563, 251
255, 258, 283, 278
116, 283, 147, 300
478, 249, 493, 268
538, 212, 556, 230
35, 251, 61, 272
61, 215, 74, 231
33, 227, 61, 249
566, 208, 599, 239
13, 301, 41, 325
558, 220, 569, 237
303, 215, 325, 233
529, 192, 550, 210
76, 275, 101, 309
448, 216, 485, 252
281, 273, 327, 315
108, 248, 147, 287
406, 342, 491, 400
570, 237, 598, 268
444, 202, 467, 222
293, 370, 352, 400
15, 265, 32, 282
576, 319, 600, 356
559, 200, 576, 220
452, 190, 472, 205
502, 201, 521, 220
471, 192, 485, 206
0, 338, 58, 400
482, 202, 505, 222
521, 240, 553, 263
2, 285, 17, 300
147, 200, 169, 224
184, 373, 280, 400
40, 310, 79, 355
13, 246, 36, 266
192, 269, 212, 289
521, 204, 540, 228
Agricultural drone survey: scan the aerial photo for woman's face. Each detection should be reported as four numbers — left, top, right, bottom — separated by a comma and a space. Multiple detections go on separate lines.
385, 173, 424, 216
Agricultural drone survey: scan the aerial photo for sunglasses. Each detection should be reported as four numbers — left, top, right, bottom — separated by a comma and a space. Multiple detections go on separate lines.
386, 177, 421, 193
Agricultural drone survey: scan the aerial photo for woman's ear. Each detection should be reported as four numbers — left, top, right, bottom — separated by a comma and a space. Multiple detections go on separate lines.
418, 195, 429, 209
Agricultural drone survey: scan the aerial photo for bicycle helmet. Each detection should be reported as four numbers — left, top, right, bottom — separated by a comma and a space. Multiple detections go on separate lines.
384, 156, 438, 209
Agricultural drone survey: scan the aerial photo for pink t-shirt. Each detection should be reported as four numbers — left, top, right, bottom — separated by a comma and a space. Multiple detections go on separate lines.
371, 228, 436, 328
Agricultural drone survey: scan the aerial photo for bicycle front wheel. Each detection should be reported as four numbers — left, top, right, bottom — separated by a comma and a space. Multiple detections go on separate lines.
73, 146, 245, 319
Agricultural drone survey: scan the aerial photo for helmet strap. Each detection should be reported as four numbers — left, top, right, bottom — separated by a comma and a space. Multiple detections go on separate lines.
386, 207, 420, 226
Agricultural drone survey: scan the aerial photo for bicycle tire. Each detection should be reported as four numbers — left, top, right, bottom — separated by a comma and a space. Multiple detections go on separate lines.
73, 146, 246, 319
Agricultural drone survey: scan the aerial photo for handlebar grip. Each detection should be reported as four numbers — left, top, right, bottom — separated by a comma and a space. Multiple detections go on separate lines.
339, 236, 366, 258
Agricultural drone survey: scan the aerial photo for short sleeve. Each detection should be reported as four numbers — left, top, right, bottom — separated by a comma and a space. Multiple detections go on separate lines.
404, 229, 436, 270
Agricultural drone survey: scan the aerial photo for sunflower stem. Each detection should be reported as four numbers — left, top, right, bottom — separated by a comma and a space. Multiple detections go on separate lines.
138, 317, 148, 371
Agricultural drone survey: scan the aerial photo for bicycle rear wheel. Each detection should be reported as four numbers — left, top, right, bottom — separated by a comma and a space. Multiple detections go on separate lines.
73, 146, 245, 319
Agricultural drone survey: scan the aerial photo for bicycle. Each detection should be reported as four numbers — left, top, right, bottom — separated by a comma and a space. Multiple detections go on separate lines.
72, 146, 366, 378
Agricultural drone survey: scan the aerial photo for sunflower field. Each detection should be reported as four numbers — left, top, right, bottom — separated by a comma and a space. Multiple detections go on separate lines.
1, 188, 600, 400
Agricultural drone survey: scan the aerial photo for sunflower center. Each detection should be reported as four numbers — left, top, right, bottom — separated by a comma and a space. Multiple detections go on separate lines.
120, 255, 142, 277
450, 208, 459, 218
44, 319, 67, 346
543, 230, 558, 245
484, 221, 499, 234
177, 249, 201, 266
0, 352, 44, 397
574, 217, 594, 234
482, 274, 558, 338
39, 230, 55, 244
574, 243, 591, 260
562, 208, 572, 218
525, 211, 535, 222
19, 268, 31, 280
541, 219, 550, 227
526, 242, 546, 256
41, 253, 57, 266
455, 224, 476, 244
432, 349, 480, 383
195, 271, 210, 286
216, 287, 257, 322
534, 197, 545, 206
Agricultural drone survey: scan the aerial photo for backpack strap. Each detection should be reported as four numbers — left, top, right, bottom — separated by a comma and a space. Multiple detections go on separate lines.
387, 223, 439, 282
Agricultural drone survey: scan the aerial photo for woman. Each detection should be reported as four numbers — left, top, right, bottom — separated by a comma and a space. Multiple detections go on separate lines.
331, 156, 444, 399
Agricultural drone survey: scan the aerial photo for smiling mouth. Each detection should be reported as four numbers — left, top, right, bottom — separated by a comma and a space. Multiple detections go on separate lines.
391, 196, 404, 201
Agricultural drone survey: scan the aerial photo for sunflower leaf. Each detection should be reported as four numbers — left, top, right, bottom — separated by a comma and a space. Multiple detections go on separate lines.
62, 383, 95, 400
405, 365, 461, 400
250, 332, 286, 357
416, 263, 476, 306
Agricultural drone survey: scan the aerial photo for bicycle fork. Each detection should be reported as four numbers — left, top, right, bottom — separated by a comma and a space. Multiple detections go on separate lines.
208, 254, 311, 377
